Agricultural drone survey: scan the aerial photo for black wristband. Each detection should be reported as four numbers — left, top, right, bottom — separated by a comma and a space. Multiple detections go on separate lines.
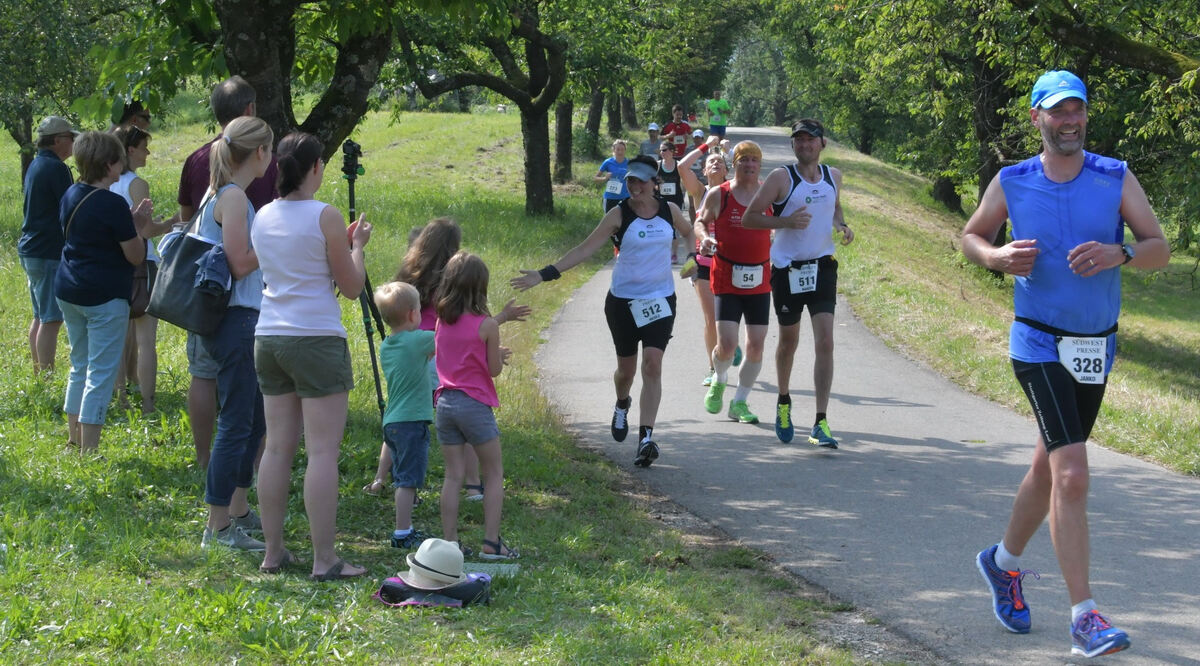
538, 265, 561, 281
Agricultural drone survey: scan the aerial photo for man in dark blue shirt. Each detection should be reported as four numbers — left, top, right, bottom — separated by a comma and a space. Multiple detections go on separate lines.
19, 116, 77, 372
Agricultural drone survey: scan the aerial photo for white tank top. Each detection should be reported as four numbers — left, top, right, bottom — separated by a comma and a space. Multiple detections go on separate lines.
251, 198, 346, 337
770, 164, 837, 266
610, 199, 676, 299
109, 170, 159, 261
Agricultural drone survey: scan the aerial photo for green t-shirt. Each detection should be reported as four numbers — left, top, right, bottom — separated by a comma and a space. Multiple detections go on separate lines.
380, 329, 437, 425
707, 98, 731, 126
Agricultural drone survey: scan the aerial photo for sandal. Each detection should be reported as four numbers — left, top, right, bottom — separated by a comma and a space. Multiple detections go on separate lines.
259, 549, 299, 574
310, 558, 368, 582
362, 478, 387, 496
480, 537, 519, 561
464, 483, 484, 502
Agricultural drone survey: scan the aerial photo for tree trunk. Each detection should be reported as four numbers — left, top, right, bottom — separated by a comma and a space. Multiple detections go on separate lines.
584, 87, 604, 158
212, 0, 301, 143
9, 112, 33, 184
214, 0, 391, 161
621, 95, 637, 129
856, 122, 874, 155
554, 99, 573, 183
522, 106, 554, 215
967, 49, 1013, 252
457, 88, 471, 112
605, 92, 622, 138
931, 175, 963, 214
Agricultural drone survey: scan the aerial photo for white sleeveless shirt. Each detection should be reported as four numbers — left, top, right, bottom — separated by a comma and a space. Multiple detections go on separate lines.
251, 198, 346, 337
610, 199, 676, 299
770, 164, 837, 266
109, 170, 159, 261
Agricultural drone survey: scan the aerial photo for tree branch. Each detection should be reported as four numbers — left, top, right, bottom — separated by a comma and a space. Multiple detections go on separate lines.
1009, 0, 1200, 86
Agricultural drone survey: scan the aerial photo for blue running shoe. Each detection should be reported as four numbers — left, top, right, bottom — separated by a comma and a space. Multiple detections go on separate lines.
775, 403, 794, 443
809, 419, 838, 449
976, 544, 1038, 633
1071, 610, 1130, 658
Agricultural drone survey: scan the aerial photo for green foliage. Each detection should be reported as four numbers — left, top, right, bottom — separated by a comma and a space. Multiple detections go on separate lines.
0, 0, 113, 163
764, 0, 1200, 253
72, 0, 224, 125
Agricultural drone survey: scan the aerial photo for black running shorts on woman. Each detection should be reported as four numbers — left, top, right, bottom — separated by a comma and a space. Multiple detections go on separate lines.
604, 291, 677, 357
1012, 359, 1107, 452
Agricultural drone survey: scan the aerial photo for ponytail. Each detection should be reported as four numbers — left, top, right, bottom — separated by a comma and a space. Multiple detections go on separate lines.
209, 116, 273, 192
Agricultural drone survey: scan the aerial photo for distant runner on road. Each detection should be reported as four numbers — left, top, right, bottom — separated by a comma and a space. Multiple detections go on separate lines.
961, 70, 1169, 659
743, 118, 852, 448
706, 90, 731, 139
661, 104, 692, 160
512, 156, 695, 468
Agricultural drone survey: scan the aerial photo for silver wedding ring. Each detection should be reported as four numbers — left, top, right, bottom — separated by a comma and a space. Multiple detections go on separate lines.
1089, 258, 1095, 266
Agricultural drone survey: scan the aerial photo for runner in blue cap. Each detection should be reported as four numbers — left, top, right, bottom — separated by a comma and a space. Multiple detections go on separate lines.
962, 69, 1170, 658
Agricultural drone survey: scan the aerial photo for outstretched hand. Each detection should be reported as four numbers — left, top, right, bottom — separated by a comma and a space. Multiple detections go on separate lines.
498, 298, 531, 324
499, 345, 512, 365
510, 270, 542, 292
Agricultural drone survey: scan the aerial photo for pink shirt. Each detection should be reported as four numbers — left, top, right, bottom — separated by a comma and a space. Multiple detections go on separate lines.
434, 313, 499, 407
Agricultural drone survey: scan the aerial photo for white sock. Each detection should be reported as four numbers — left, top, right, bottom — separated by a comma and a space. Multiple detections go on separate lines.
1071, 599, 1098, 622
712, 351, 733, 384
994, 540, 1020, 571
394, 527, 413, 538
733, 361, 762, 402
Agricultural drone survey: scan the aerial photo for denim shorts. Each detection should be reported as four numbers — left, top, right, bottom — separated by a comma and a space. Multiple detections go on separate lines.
254, 335, 354, 398
187, 331, 219, 380
435, 389, 499, 445
21, 256, 63, 322
384, 421, 430, 488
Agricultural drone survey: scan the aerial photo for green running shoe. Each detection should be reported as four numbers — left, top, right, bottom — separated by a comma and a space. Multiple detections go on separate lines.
727, 400, 759, 424
703, 381, 726, 414
809, 419, 839, 449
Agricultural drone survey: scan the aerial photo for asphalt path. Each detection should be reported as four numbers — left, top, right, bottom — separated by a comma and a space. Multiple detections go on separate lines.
534, 127, 1200, 664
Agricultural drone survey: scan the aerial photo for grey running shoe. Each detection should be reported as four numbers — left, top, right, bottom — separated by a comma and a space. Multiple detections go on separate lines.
232, 509, 262, 533
202, 524, 267, 551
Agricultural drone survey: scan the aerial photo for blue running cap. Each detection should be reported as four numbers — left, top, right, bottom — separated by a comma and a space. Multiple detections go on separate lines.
1032, 70, 1088, 109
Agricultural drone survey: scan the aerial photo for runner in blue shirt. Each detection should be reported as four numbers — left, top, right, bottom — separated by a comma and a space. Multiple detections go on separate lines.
961, 70, 1169, 659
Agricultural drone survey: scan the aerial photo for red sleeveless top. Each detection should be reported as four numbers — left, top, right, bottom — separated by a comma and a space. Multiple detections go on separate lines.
710, 181, 772, 295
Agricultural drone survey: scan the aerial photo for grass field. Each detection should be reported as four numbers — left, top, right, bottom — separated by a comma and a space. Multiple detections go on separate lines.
0, 111, 857, 663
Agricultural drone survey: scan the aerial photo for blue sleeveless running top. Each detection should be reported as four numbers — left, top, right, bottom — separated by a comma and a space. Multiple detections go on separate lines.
1000, 151, 1126, 364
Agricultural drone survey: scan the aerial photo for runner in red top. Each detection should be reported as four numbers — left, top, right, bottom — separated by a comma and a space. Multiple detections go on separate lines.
694, 141, 771, 424
661, 104, 692, 160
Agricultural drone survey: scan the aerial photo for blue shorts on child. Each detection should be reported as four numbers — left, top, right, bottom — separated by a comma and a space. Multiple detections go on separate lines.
384, 421, 430, 488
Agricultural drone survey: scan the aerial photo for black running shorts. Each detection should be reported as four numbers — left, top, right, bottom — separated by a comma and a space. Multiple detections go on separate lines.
1012, 359, 1107, 452
604, 291, 677, 357
771, 255, 838, 326
715, 291, 772, 326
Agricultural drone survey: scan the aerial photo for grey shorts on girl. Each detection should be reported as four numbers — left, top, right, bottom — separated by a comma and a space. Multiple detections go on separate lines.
435, 389, 499, 445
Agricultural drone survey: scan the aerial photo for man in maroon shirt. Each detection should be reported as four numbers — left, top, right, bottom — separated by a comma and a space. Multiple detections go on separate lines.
178, 75, 279, 472
661, 104, 692, 160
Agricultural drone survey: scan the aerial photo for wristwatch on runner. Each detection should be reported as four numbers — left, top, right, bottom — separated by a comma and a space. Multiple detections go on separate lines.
1121, 243, 1136, 264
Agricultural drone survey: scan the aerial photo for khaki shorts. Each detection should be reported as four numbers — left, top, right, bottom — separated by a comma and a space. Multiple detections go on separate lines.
254, 335, 354, 398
